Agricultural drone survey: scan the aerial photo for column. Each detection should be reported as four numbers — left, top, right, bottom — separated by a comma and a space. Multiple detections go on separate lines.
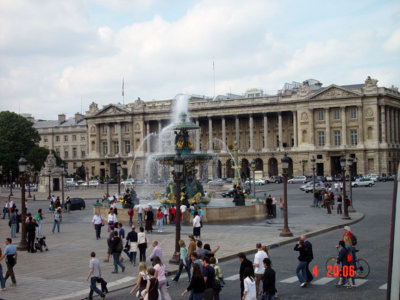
381, 105, 387, 145
221, 117, 226, 153
325, 108, 331, 147
386, 108, 391, 144
278, 112, 283, 150
208, 117, 213, 151
292, 111, 298, 147
107, 123, 111, 155
309, 109, 315, 146
396, 109, 399, 144
358, 106, 364, 146
391, 108, 395, 145
96, 124, 101, 153
235, 115, 240, 148
146, 121, 150, 154
129, 120, 134, 155
249, 114, 254, 152
263, 114, 268, 150
118, 122, 122, 155
195, 119, 200, 152
341, 107, 347, 148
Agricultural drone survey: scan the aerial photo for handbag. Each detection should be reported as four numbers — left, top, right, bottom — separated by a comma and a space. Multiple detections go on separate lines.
101, 219, 105, 226
212, 278, 221, 292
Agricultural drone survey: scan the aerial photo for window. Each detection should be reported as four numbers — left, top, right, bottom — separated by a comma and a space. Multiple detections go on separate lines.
64, 151, 68, 158
276, 135, 279, 147
73, 162, 77, 168
318, 110, 324, 121
103, 142, 108, 154
44, 137, 48, 143
333, 108, 340, 120
334, 130, 341, 146
102, 125, 108, 134
72, 135, 76, 141
114, 141, 119, 154
64, 163, 68, 170
72, 148, 77, 158
113, 125, 119, 134
56, 136, 60, 142
81, 151, 86, 158
350, 107, 357, 119
91, 141, 95, 151
81, 135, 86, 141
125, 123, 130, 133
318, 131, 325, 146
64, 135, 68, 142
125, 140, 130, 154
350, 129, 358, 145
368, 158, 374, 170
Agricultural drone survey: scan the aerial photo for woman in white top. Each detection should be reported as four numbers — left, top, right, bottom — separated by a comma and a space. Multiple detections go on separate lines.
153, 256, 171, 300
243, 267, 257, 300
192, 211, 201, 239
129, 262, 149, 299
137, 226, 147, 262
107, 209, 118, 232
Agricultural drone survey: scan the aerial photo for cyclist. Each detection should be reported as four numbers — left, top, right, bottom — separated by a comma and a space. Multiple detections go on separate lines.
336, 241, 354, 288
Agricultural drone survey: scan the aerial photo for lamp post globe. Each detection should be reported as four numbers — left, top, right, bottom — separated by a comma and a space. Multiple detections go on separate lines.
18, 156, 28, 251
280, 154, 293, 237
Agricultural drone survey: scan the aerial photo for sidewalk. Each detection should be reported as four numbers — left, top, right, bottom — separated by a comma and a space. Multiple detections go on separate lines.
0, 194, 364, 300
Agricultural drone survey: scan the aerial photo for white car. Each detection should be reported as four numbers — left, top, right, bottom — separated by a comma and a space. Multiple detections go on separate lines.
351, 178, 375, 187
88, 180, 100, 186
288, 176, 307, 184
365, 174, 380, 182
300, 181, 324, 192
121, 179, 135, 185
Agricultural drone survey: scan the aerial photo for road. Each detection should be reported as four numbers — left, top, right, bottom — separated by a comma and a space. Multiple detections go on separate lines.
103, 181, 391, 300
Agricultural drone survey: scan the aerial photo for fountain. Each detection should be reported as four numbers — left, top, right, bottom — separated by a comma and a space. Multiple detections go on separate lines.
152, 112, 216, 207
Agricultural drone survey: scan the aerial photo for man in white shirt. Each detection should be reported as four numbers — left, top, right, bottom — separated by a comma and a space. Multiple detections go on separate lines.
135, 204, 143, 226
92, 212, 103, 240
86, 252, 105, 300
253, 243, 268, 300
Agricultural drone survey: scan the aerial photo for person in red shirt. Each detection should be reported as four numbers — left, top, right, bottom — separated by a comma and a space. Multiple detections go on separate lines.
170, 207, 176, 224
156, 208, 164, 232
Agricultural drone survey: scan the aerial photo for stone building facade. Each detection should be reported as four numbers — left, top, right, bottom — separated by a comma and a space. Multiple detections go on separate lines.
33, 113, 88, 175
84, 77, 400, 180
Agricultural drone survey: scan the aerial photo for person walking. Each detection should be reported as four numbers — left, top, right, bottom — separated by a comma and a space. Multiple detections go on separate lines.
110, 231, 125, 274
145, 207, 154, 233
336, 195, 343, 215
153, 256, 171, 300
2, 200, 9, 219
294, 239, 308, 287
52, 207, 62, 233
278, 198, 284, 217
187, 235, 196, 271
253, 243, 268, 300
66, 196, 71, 213
107, 209, 117, 233
127, 207, 134, 226
138, 227, 148, 262
9, 209, 17, 238
92, 211, 104, 240
34, 209, 44, 236
324, 192, 332, 214
26, 217, 38, 253
129, 262, 149, 298
172, 240, 190, 282
0, 238, 17, 287
141, 267, 158, 300
181, 263, 206, 299
156, 207, 163, 233
266, 195, 273, 217
300, 235, 314, 283
239, 253, 254, 298
136, 204, 143, 226
193, 211, 201, 239
262, 258, 276, 300
201, 256, 215, 300
149, 240, 163, 263
0, 246, 5, 291
125, 225, 138, 265
210, 256, 224, 300
85, 251, 106, 300
335, 241, 354, 288
243, 267, 257, 300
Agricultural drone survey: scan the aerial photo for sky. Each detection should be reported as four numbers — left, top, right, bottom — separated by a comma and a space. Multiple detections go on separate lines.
0, 0, 399, 120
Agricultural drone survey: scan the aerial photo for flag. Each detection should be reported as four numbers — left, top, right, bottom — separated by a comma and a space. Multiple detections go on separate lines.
122, 78, 124, 97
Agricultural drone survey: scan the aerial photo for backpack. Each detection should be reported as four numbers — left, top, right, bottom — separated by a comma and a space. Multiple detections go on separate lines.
35, 213, 41, 222
115, 239, 123, 253
346, 252, 353, 263
351, 234, 357, 246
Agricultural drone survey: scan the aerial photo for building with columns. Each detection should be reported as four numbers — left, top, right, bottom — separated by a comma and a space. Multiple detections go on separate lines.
84, 77, 400, 181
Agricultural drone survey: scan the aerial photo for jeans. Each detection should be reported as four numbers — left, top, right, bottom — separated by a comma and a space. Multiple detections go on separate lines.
112, 252, 125, 272
173, 258, 191, 281
52, 220, 60, 233
94, 224, 102, 239
38, 220, 43, 236
10, 223, 17, 238
137, 213, 143, 226
123, 249, 137, 264
2, 210, 9, 219
138, 243, 146, 262
157, 219, 163, 231
0, 264, 5, 289
192, 292, 204, 300
5, 262, 16, 284
261, 294, 274, 300
88, 276, 105, 300
296, 260, 308, 283
314, 197, 318, 207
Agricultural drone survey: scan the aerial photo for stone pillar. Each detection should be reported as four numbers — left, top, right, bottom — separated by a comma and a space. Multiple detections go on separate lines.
386, 107, 391, 144
118, 122, 122, 155
381, 105, 387, 146
341, 107, 347, 148
249, 114, 254, 152
391, 108, 395, 145
96, 124, 101, 153
146, 121, 150, 154
208, 117, 213, 151
293, 111, 297, 148
129, 121, 134, 155
358, 106, 364, 147
396, 109, 399, 144
309, 109, 314, 146
325, 108, 330, 147
278, 112, 283, 150
107, 123, 111, 155
195, 119, 201, 152
221, 117, 226, 153
235, 115, 240, 148
263, 114, 268, 150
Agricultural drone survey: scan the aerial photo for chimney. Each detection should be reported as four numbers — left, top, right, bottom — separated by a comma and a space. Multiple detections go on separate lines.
58, 114, 66, 123
74, 113, 84, 122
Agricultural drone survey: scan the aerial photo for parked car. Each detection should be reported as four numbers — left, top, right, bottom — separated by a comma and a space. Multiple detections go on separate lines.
300, 181, 325, 192
245, 178, 265, 186
208, 179, 225, 185
64, 197, 86, 210
351, 178, 375, 187
88, 180, 100, 186
365, 174, 380, 182
380, 174, 395, 182
121, 178, 135, 185
225, 178, 233, 183
265, 176, 283, 183
288, 176, 307, 184
316, 176, 326, 182
221, 187, 250, 198
77, 180, 88, 186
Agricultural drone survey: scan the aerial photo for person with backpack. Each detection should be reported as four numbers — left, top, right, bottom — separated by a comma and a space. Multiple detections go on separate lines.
110, 231, 125, 274
342, 226, 358, 278
335, 241, 354, 288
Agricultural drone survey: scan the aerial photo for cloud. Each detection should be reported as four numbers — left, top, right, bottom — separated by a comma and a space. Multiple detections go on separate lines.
383, 28, 400, 52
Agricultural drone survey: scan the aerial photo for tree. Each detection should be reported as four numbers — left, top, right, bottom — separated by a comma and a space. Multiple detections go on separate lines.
75, 165, 86, 180
0, 111, 40, 179
26, 146, 49, 172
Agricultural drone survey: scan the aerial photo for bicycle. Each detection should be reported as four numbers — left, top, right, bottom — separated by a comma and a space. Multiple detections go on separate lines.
325, 250, 370, 279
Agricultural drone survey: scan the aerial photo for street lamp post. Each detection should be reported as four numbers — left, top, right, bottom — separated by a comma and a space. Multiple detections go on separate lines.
340, 156, 351, 219
105, 168, 109, 197
61, 163, 65, 208
311, 156, 316, 205
280, 154, 293, 237
250, 160, 256, 197
17, 157, 28, 251
48, 169, 52, 199
347, 157, 356, 212
9, 170, 13, 196
169, 153, 184, 264
117, 163, 122, 196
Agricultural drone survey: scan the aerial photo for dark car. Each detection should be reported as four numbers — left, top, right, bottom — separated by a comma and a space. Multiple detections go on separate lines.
221, 186, 250, 198
65, 198, 86, 210
269, 176, 283, 183
316, 176, 326, 182
380, 175, 395, 182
